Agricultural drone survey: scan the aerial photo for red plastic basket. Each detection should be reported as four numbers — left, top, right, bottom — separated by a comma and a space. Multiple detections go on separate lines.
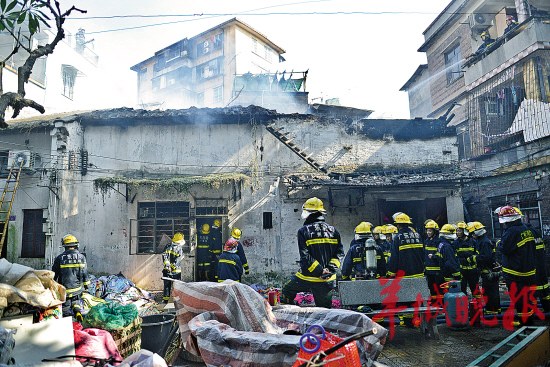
292, 330, 361, 367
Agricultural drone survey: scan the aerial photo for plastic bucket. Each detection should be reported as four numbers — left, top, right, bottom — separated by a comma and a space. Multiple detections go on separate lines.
141, 313, 175, 354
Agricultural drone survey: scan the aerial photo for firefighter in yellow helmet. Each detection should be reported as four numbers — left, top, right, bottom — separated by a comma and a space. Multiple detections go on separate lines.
197, 223, 212, 281
452, 221, 480, 297
208, 220, 224, 282
387, 212, 424, 278
162, 232, 185, 302
437, 224, 461, 283
423, 220, 442, 304
230, 227, 250, 276
341, 222, 385, 280
53, 234, 90, 320
381, 224, 396, 263
281, 197, 344, 308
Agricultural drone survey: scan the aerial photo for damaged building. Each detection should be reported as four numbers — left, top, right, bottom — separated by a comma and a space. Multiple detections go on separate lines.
0, 105, 470, 289
401, 0, 550, 247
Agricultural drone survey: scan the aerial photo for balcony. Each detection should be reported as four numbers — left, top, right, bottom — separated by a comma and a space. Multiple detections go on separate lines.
464, 16, 550, 86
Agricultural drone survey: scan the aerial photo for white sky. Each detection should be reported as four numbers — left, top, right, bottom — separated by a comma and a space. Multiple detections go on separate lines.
68, 0, 450, 118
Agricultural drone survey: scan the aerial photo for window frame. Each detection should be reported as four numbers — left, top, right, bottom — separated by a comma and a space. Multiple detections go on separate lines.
444, 42, 463, 85
136, 201, 190, 254
213, 86, 223, 104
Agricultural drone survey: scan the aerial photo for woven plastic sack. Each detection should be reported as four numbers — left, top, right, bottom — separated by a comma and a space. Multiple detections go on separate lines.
292, 329, 361, 367
83, 301, 138, 330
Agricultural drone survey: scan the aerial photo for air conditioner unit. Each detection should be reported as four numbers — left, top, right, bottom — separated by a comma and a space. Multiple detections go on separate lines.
469, 13, 492, 30
7, 150, 41, 169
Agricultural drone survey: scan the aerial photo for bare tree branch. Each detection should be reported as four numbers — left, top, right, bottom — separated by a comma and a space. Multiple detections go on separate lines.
0, 0, 86, 127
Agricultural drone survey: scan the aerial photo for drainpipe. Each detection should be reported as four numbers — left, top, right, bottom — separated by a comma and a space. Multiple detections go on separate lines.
515, 0, 529, 22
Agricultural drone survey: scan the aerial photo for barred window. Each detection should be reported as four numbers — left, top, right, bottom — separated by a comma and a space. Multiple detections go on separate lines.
136, 201, 190, 254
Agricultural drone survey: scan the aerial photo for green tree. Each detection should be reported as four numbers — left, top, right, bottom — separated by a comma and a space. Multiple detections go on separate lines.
0, 0, 85, 128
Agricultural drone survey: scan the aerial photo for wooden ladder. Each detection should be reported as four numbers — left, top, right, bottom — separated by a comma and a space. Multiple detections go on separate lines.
0, 160, 24, 257
266, 124, 328, 173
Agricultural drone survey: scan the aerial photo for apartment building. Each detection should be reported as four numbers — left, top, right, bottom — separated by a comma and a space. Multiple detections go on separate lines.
402, 0, 550, 242
131, 18, 309, 113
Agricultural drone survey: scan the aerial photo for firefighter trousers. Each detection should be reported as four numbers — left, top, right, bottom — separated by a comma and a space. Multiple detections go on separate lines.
163, 272, 181, 302
460, 269, 480, 296
425, 274, 444, 304
481, 275, 500, 314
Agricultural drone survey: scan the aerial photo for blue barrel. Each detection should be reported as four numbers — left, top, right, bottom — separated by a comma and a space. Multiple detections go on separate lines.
444, 280, 469, 329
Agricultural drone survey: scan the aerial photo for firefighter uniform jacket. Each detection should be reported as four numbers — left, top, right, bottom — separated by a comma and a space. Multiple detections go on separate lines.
236, 241, 250, 275
296, 214, 344, 283
529, 226, 549, 296
424, 236, 441, 276
197, 232, 211, 270
53, 248, 89, 298
162, 242, 184, 276
475, 234, 496, 271
500, 222, 537, 282
217, 251, 243, 282
453, 236, 479, 272
437, 237, 461, 281
387, 227, 424, 278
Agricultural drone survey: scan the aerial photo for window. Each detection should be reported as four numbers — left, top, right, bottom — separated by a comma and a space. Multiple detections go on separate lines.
263, 212, 273, 229
252, 38, 258, 54
197, 58, 222, 80
62, 65, 78, 99
489, 191, 541, 238
21, 209, 45, 258
264, 45, 272, 62
0, 151, 8, 179
196, 92, 204, 107
444, 44, 462, 84
213, 86, 223, 104
137, 201, 190, 254
196, 206, 227, 216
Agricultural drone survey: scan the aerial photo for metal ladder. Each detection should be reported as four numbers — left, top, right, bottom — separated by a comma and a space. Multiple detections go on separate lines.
265, 124, 328, 173
466, 326, 549, 366
0, 160, 24, 257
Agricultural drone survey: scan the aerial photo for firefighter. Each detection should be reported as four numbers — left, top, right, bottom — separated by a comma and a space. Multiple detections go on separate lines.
387, 212, 424, 278
383, 224, 398, 254
53, 234, 90, 320
161, 232, 185, 303
373, 225, 391, 270
513, 207, 550, 313
217, 238, 244, 282
424, 220, 442, 304
281, 197, 344, 308
196, 223, 211, 281
453, 221, 480, 297
497, 206, 538, 325
514, 207, 550, 313
437, 224, 461, 282
230, 227, 250, 276
467, 221, 501, 319
209, 219, 223, 281
342, 222, 383, 280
